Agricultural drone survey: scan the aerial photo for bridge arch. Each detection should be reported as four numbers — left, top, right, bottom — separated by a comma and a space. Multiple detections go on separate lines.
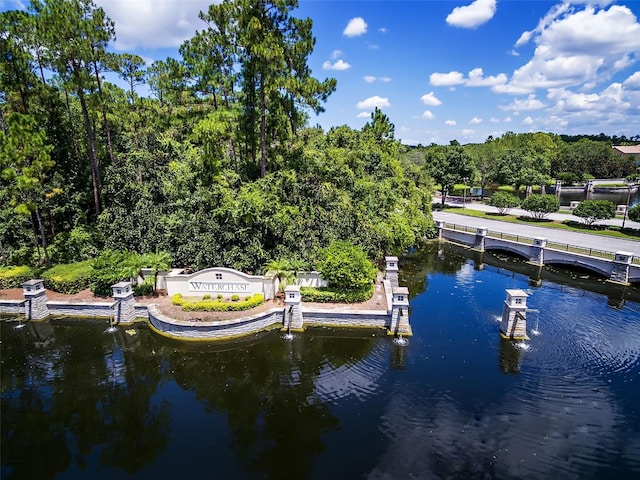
485, 245, 530, 261
543, 259, 610, 278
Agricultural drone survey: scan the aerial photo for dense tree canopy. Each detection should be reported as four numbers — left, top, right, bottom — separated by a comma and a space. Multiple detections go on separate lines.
1, 0, 637, 274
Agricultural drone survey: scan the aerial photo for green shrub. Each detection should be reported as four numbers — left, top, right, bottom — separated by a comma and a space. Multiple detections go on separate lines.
231, 294, 240, 301
133, 278, 155, 297
203, 294, 211, 300
172, 293, 184, 305
41, 261, 92, 294
90, 250, 132, 296
573, 200, 616, 225
217, 294, 223, 299
556, 172, 580, 186
0, 265, 37, 289
180, 294, 264, 312
521, 194, 560, 219
488, 191, 520, 215
628, 203, 640, 223
300, 284, 374, 303
315, 241, 376, 290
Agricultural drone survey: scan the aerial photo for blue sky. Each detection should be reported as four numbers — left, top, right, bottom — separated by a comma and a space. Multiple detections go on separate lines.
3, 0, 640, 145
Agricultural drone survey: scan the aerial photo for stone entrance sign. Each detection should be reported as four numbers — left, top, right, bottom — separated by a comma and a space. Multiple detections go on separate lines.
165, 267, 276, 300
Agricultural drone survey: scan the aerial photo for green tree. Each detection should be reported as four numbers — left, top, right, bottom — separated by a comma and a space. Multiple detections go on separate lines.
520, 194, 560, 220
425, 141, 473, 206
488, 191, 520, 215
32, 0, 116, 216
628, 203, 640, 223
0, 112, 56, 265
263, 258, 295, 292
315, 241, 376, 290
573, 200, 616, 226
143, 250, 172, 292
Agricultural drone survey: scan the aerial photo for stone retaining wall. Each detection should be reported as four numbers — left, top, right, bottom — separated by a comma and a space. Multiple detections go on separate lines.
147, 304, 284, 340
0, 300, 24, 315
46, 301, 115, 318
303, 309, 389, 329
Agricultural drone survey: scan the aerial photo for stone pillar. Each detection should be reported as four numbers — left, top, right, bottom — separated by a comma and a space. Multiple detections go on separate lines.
473, 251, 485, 271
22, 279, 49, 320
529, 237, 546, 266
436, 220, 444, 241
554, 179, 562, 198
585, 180, 593, 199
112, 281, 136, 324
500, 289, 529, 340
474, 227, 487, 252
609, 251, 632, 285
390, 287, 412, 336
385, 256, 399, 288
284, 285, 303, 330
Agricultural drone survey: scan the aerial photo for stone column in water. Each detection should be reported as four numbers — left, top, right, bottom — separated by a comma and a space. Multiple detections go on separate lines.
390, 286, 412, 336
284, 285, 303, 330
436, 220, 444, 241
500, 289, 529, 340
609, 251, 632, 285
111, 282, 136, 324
385, 256, 399, 288
529, 237, 546, 266
22, 279, 49, 320
474, 227, 487, 252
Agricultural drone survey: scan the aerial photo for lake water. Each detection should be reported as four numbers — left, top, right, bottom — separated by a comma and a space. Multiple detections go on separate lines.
2, 243, 640, 479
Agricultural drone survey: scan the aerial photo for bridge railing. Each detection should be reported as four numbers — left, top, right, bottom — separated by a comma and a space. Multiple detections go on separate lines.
441, 222, 640, 265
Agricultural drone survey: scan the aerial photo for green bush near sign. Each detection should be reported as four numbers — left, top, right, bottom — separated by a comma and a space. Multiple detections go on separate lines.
42, 261, 92, 294
300, 284, 374, 303
171, 293, 265, 311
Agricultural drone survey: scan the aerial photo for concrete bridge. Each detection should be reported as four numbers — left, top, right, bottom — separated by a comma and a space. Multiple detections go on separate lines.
436, 221, 640, 284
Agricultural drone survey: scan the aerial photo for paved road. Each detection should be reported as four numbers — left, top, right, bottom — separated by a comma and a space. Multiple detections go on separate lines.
433, 210, 640, 256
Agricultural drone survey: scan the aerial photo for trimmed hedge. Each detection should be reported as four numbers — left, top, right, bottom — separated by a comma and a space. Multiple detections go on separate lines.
300, 284, 374, 303
0, 265, 38, 290
42, 261, 92, 294
172, 293, 265, 312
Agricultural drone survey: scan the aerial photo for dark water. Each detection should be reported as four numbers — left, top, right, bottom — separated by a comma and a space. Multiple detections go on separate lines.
2, 244, 640, 479
558, 189, 640, 208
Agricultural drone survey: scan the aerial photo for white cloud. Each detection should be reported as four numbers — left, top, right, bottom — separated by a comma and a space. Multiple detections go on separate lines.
462, 129, 475, 136
470, 117, 483, 125
430, 69, 507, 88
445, 120, 457, 126
357, 112, 371, 118
96, 0, 212, 50
499, 94, 545, 111
523, 116, 535, 125
446, 0, 497, 29
623, 71, 640, 89
490, 117, 500, 123
466, 68, 508, 87
364, 76, 392, 83
344, 17, 368, 37
504, 3, 640, 94
331, 49, 343, 60
422, 110, 435, 120
356, 96, 391, 109
323, 60, 352, 71
430, 71, 465, 86
378, 27, 387, 34
420, 92, 443, 106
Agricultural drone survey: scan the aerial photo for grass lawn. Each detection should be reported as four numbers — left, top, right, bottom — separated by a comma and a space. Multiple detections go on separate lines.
441, 207, 640, 241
